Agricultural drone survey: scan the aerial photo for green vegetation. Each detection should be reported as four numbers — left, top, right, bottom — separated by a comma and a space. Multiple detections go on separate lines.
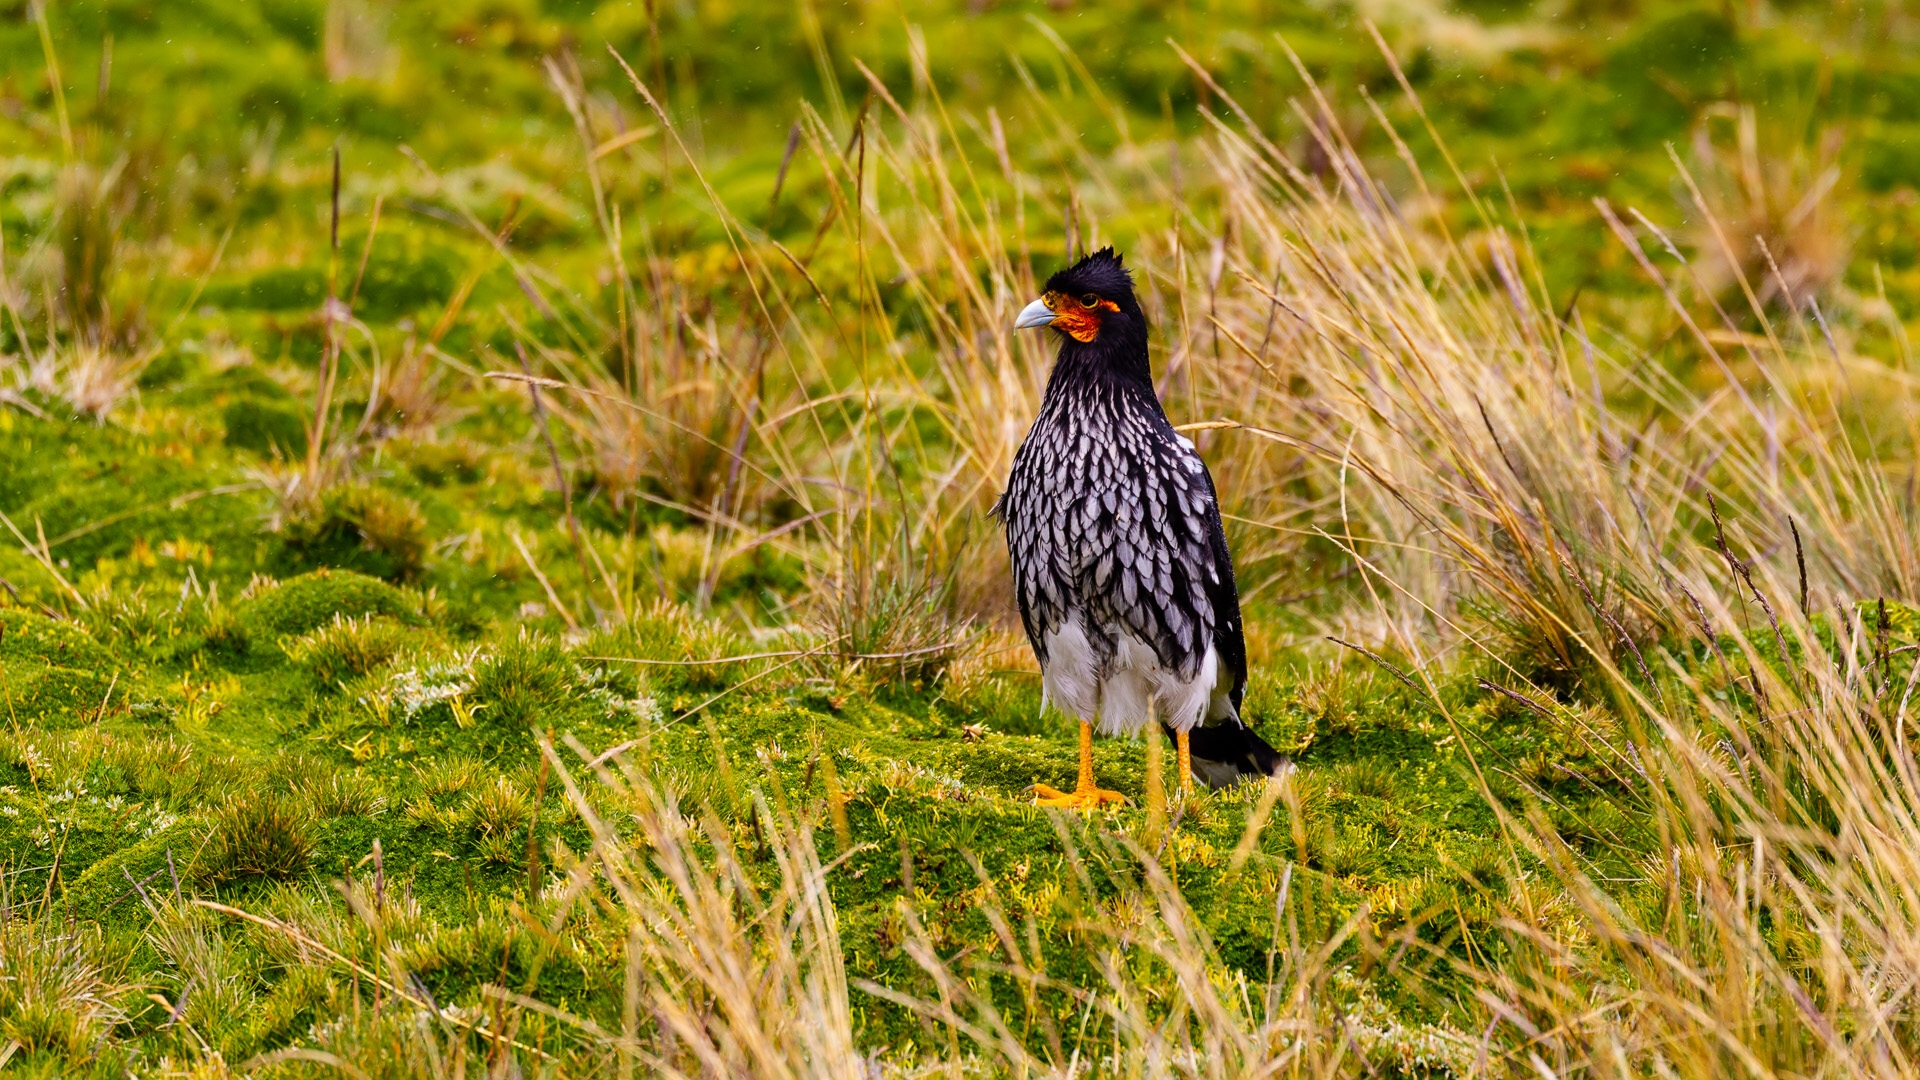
5, 0, 1920, 1075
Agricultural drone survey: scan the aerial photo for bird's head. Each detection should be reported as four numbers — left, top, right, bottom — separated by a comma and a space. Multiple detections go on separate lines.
1013, 247, 1144, 349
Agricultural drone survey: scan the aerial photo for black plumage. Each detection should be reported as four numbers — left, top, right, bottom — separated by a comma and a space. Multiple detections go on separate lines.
998, 248, 1284, 801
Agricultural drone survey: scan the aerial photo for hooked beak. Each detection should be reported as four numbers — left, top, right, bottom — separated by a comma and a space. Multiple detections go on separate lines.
1013, 297, 1057, 330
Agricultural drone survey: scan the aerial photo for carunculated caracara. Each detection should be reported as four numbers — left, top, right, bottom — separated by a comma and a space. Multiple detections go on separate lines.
995, 248, 1287, 808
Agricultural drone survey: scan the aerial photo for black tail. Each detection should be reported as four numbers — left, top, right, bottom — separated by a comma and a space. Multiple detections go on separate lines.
1164, 720, 1290, 790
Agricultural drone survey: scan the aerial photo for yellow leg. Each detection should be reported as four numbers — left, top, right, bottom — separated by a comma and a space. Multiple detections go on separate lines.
1033, 722, 1127, 809
1177, 728, 1194, 796
1144, 718, 1166, 829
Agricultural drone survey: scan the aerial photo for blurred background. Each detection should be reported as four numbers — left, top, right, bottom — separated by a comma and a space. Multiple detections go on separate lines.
5, 0, 1918, 624
6, 0, 1916, 363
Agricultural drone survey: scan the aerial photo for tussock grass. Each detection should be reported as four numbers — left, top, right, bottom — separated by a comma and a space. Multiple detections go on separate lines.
485, 40, 1920, 1074
195, 793, 316, 885
298, 771, 388, 820
0, 910, 127, 1061
284, 613, 415, 686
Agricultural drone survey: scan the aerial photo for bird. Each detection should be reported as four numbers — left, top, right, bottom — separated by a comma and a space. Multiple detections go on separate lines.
996, 247, 1287, 808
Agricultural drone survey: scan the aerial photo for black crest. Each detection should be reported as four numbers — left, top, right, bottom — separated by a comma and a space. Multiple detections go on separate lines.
1046, 247, 1137, 308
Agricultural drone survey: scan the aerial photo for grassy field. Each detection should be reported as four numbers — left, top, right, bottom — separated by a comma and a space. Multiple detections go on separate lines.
5, 0, 1920, 1075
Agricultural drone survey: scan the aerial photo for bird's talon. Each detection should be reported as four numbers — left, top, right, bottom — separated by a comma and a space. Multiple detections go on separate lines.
1032, 784, 1128, 810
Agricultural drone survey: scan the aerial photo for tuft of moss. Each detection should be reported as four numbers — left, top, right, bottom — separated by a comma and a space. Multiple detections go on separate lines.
282, 485, 431, 582
0, 664, 119, 728
235, 569, 419, 640
284, 613, 413, 686
222, 397, 309, 458
195, 793, 315, 884
340, 228, 461, 322
201, 265, 326, 311
0, 608, 117, 671
0, 609, 123, 727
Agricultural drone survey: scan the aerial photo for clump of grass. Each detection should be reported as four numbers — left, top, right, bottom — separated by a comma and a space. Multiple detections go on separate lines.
96, 732, 217, 804
284, 612, 412, 685
411, 754, 483, 802
194, 793, 314, 884
0, 913, 129, 1062
299, 769, 387, 818
1682, 103, 1850, 313
21, 340, 153, 422
142, 901, 262, 1055
53, 160, 123, 339
468, 775, 532, 839
809, 542, 971, 690
283, 482, 431, 581
543, 337, 756, 521
472, 833, 518, 866
470, 629, 572, 728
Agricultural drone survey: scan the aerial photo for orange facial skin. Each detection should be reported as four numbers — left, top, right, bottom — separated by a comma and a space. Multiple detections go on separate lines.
1043, 290, 1122, 342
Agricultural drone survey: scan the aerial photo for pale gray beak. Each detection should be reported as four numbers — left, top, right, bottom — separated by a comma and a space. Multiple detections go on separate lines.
1013, 297, 1056, 330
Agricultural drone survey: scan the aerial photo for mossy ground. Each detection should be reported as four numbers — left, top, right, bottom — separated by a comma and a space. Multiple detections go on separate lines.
5, 383, 1914, 1071
2, 301, 1906, 1070
0, 399, 1689, 1067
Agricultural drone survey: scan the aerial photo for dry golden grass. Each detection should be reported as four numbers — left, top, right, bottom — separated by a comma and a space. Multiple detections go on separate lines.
464, 40, 1920, 1075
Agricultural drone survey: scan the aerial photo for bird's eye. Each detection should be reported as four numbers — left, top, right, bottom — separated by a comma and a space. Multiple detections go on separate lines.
1079, 294, 1098, 308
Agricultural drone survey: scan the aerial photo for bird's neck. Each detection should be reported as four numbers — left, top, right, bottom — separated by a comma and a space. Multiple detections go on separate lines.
1045, 333, 1154, 402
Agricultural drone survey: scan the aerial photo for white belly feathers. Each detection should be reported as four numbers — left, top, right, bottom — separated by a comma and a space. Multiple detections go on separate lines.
1041, 611, 1221, 735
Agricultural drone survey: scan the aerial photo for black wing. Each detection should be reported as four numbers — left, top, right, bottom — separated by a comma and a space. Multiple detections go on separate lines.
999, 432, 1073, 664
1000, 392, 1241, 692
1079, 415, 1232, 683
1173, 445, 1287, 785
1195, 455, 1248, 713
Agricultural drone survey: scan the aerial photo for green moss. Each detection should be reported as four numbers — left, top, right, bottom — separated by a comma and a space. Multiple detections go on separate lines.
135, 348, 199, 390
341, 229, 461, 322
201, 265, 326, 312
222, 397, 309, 458
255, 0, 321, 47
0, 609, 117, 671
0, 665, 119, 728
59, 826, 204, 924
235, 570, 420, 640
0, 610, 126, 727
1594, 8, 1741, 145
280, 486, 431, 582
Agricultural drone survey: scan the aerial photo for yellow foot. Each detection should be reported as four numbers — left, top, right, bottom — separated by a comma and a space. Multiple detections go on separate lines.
1032, 783, 1128, 810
